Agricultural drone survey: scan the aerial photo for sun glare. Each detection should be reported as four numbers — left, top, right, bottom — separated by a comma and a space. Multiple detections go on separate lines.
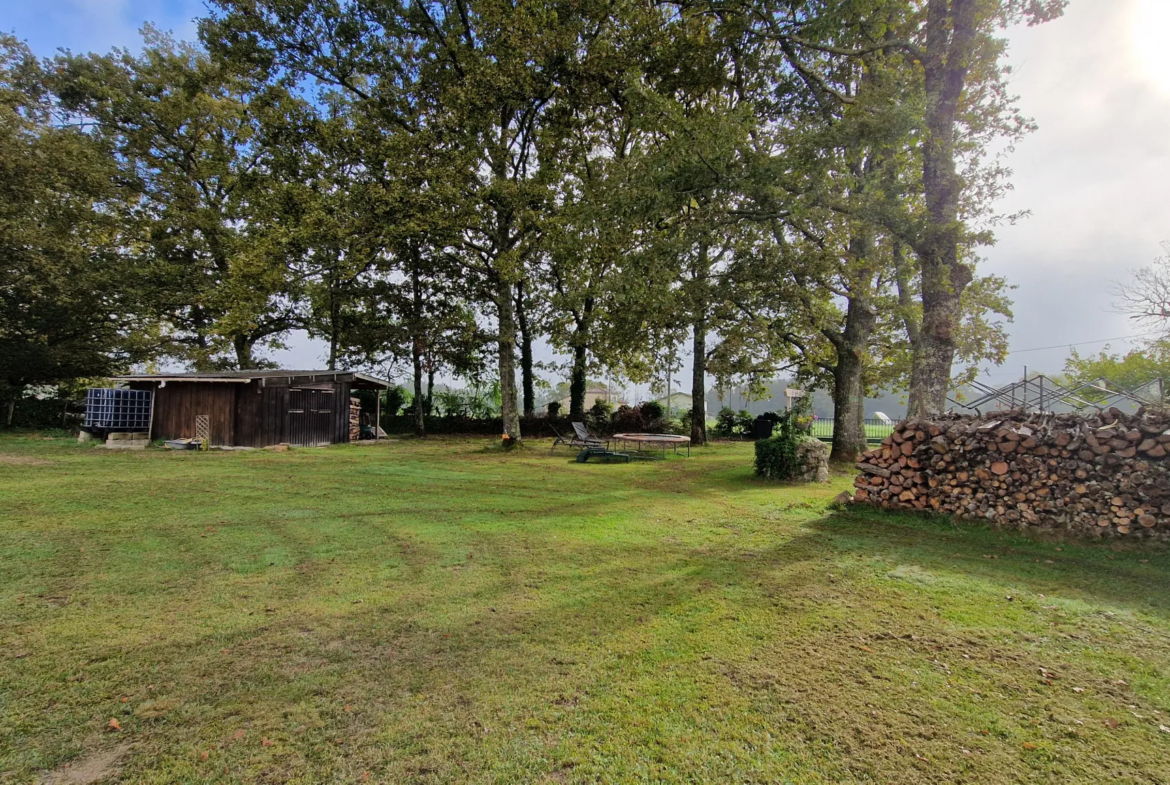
1131, 0, 1170, 95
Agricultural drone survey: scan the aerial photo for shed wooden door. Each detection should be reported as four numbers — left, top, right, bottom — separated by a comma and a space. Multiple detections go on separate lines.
288, 388, 336, 446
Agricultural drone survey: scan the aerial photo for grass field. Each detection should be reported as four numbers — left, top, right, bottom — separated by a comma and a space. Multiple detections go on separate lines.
3, 434, 1170, 783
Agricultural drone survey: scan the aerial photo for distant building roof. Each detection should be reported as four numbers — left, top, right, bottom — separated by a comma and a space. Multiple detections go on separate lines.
113, 370, 392, 389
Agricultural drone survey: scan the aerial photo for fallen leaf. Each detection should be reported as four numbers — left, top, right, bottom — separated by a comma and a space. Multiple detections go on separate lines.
859, 645, 874, 653
107, 718, 121, 732
1160, 725, 1170, 734
1022, 742, 1038, 750
261, 737, 274, 747
200, 751, 209, 760
231, 729, 245, 741
1073, 687, 1084, 693
1104, 718, 1120, 729
345, 705, 351, 712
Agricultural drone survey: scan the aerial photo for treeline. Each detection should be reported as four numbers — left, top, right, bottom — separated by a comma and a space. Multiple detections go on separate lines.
0, 0, 1064, 460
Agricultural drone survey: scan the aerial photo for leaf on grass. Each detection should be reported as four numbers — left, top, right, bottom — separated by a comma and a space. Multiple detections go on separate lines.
1104, 718, 1120, 729
107, 718, 121, 731
1022, 742, 1038, 750
200, 751, 209, 760
859, 645, 874, 653
261, 738, 274, 747
231, 729, 245, 741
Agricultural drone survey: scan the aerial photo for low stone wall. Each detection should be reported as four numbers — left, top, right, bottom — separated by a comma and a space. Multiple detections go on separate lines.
852, 408, 1170, 538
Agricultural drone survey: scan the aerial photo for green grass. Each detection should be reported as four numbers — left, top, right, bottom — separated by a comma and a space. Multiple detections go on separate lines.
807, 422, 894, 442
2, 434, 1170, 783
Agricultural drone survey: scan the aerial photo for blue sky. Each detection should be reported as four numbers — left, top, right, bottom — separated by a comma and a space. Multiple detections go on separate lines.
3, 0, 1169, 397
1, 0, 203, 56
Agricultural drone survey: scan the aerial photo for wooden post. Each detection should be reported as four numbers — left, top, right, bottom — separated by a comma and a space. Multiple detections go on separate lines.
375, 389, 381, 442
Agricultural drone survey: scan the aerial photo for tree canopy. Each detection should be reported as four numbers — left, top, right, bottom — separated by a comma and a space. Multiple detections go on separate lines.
1, 0, 1067, 447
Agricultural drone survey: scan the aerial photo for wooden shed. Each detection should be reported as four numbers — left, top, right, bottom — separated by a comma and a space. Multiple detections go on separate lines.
114, 370, 391, 448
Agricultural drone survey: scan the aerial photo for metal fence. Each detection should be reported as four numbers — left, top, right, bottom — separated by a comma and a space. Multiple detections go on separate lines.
808, 417, 896, 443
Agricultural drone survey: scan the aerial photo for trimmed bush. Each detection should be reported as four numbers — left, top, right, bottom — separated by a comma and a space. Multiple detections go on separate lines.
754, 414, 802, 479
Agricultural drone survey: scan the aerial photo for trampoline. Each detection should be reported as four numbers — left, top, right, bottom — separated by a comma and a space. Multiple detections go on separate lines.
612, 433, 691, 459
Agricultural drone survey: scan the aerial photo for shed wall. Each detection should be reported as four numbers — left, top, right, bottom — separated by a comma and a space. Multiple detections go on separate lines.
132, 379, 353, 447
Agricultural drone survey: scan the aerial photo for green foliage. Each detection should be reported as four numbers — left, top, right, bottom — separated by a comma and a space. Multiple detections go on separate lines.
546, 401, 561, 418
385, 386, 412, 417
641, 401, 665, 421
586, 399, 614, 434
53, 30, 308, 369
712, 407, 756, 439
1064, 340, 1170, 392
0, 36, 148, 393
754, 414, 802, 480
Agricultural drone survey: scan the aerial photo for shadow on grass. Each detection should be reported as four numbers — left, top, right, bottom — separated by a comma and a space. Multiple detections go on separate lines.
803, 507, 1170, 617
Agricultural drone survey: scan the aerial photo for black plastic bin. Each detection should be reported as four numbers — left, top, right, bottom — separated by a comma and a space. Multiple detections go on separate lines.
752, 416, 775, 440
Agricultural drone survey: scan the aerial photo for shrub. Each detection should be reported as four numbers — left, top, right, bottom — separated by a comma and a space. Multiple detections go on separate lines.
610, 404, 643, 434
712, 407, 757, 439
754, 413, 803, 479
546, 401, 561, 417
385, 385, 412, 417
641, 400, 665, 420
587, 399, 614, 433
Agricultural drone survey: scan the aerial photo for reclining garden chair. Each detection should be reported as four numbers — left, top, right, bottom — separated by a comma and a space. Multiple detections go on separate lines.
548, 422, 608, 452
571, 421, 609, 450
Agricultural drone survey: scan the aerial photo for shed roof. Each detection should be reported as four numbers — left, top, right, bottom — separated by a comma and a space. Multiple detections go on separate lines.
113, 370, 392, 390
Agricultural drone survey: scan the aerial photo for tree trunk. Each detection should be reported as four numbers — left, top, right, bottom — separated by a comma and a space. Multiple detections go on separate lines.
830, 339, 867, 462
328, 284, 339, 371
690, 246, 711, 445
233, 336, 255, 369
5, 399, 13, 427
496, 277, 521, 441
830, 233, 879, 462
412, 341, 426, 438
691, 318, 707, 445
516, 282, 535, 418
910, 0, 978, 416
425, 368, 435, 415
570, 342, 587, 420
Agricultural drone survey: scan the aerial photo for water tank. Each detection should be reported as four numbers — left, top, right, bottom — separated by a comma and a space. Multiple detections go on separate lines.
83, 388, 153, 432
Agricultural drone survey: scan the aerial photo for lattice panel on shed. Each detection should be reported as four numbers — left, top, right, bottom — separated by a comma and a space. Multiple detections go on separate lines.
195, 414, 210, 447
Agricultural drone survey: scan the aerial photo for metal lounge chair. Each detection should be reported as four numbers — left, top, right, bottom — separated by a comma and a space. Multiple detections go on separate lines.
548, 424, 574, 452
548, 422, 608, 452
572, 421, 609, 450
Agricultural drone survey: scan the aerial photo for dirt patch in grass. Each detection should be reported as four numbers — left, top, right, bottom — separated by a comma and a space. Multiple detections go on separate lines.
0, 454, 52, 466
40, 744, 129, 784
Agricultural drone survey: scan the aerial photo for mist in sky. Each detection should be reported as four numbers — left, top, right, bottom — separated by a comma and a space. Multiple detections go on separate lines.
4, 0, 1167, 398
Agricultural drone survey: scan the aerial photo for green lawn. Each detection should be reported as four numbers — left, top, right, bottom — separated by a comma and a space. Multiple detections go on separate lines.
2, 434, 1170, 783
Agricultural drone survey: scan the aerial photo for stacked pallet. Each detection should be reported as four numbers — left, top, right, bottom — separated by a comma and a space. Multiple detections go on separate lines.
853, 408, 1170, 537
349, 397, 362, 442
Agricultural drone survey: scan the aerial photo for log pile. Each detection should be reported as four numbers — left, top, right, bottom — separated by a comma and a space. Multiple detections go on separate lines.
349, 397, 362, 442
853, 408, 1170, 537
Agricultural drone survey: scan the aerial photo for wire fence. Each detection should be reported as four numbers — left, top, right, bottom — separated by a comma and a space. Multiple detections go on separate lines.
808, 417, 896, 443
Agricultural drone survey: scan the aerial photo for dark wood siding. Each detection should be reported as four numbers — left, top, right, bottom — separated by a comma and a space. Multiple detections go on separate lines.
132, 382, 238, 445
132, 376, 354, 447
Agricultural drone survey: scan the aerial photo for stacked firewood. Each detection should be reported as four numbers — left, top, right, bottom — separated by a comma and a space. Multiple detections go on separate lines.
349, 397, 362, 442
853, 408, 1170, 537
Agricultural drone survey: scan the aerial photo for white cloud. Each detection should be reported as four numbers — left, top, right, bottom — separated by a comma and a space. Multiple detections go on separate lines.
983, 0, 1170, 374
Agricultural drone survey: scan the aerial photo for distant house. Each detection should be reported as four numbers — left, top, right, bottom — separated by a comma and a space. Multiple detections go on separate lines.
556, 387, 628, 412
655, 392, 706, 417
